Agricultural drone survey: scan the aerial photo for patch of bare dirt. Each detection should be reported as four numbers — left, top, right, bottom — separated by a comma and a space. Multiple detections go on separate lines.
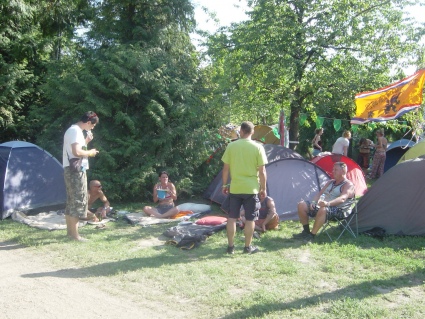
0, 241, 195, 319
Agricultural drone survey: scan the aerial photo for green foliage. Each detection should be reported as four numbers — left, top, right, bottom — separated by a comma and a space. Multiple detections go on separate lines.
29, 0, 222, 202
0, 0, 93, 142
206, 0, 424, 149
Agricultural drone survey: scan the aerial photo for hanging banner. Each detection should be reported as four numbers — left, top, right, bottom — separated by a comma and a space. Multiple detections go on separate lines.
351, 69, 425, 124
316, 117, 324, 128
351, 124, 358, 133
333, 119, 341, 132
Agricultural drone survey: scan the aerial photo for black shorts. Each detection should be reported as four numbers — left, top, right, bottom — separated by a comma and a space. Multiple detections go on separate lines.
226, 193, 260, 221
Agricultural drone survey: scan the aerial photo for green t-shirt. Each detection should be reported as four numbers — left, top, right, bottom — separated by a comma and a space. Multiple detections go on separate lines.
221, 139, 267, 194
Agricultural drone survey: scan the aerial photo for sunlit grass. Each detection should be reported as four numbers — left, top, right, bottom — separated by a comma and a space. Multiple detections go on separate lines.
1, 200, 425, 318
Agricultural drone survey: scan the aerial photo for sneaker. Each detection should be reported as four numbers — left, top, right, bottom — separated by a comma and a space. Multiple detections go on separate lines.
226, 246, 235, 254
303, 233, 315, 245
243, 245, 260, 254
292, 230, 311, 239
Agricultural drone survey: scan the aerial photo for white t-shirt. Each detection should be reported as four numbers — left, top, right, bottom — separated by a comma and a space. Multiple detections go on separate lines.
332, 137, 349, 155
63, 124, 87, 168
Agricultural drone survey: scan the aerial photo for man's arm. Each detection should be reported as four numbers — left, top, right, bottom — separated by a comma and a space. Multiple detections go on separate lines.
99, 191, 110, 208
71, 142, 96, 157
258, 165, 267, 197
222, 163, 230, 194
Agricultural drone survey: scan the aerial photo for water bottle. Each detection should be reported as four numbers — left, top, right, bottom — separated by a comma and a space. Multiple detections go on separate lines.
320, 194, 326, 203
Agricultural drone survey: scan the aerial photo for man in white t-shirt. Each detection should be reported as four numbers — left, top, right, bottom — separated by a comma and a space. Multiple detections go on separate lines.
332, 130, 351, 156
63, 111, 99, 241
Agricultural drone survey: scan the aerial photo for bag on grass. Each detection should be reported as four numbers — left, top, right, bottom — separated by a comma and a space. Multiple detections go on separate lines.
166, 234, 207, 250
361, 227, 386, 240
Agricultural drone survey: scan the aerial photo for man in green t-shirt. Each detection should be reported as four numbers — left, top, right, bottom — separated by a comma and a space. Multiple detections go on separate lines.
221, 121, 268, 254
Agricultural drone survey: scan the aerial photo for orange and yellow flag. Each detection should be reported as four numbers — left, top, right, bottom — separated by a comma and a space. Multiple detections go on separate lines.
351, 69, 425, 124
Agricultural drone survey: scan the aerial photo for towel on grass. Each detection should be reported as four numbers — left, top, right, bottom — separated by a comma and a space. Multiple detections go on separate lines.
124, 213, 184, 226
11, 211, 87, 231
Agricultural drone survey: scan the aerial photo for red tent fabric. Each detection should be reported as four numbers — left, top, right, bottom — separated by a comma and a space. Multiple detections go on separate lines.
310, 154, 368, 196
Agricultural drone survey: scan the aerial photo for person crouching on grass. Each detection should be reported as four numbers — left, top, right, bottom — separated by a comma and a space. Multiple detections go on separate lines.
240, 194, 279, 233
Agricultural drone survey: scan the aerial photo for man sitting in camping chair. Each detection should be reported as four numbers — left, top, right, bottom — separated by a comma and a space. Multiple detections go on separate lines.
294, 162, 355, 244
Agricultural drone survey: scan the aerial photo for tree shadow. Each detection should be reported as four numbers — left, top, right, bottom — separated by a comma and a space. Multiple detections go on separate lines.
21, 245, 231, 279
220, 271, 425, 319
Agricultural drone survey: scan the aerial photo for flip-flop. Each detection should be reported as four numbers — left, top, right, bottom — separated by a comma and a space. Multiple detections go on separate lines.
95, 224, 106, 229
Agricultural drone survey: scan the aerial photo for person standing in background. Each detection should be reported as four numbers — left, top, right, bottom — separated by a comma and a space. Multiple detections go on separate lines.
222, 121, 267, 254
312, 128, 324, 156
63, 111, 99, 241
332, 130, 351, 156
367, 128, 388, 179
357, 137, 373, 174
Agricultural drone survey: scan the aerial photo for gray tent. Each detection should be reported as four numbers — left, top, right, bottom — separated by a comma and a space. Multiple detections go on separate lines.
204, 144, 330, 220
355, 157, 425, 235
203, 144, 303, 206
0, 141, 66, 219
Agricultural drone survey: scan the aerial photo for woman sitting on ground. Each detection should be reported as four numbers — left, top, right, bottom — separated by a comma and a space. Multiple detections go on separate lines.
143, 171, 179, 218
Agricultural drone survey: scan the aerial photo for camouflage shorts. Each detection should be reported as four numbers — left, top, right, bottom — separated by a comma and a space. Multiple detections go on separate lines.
64, 166, 88, 218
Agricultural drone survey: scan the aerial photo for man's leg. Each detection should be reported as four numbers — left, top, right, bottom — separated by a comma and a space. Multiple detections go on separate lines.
226, 218, 237, 247
244, 220, 255, 247
295, 201, 311, 236
66, 215, 81, 240
241, 194, 260, 253
311, 208, 327, 235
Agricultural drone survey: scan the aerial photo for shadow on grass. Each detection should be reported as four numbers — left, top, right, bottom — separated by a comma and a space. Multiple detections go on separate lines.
21, 244, 232, 279
0, 240, 27, 251
220, 271, 425, 319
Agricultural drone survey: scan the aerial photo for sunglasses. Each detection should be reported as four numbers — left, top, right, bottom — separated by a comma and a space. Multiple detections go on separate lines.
95, 185, 102, 188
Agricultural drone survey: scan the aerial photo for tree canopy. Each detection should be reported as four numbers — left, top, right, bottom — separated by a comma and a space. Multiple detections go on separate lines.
206, 0, 424, 150
1, 0, 424, 200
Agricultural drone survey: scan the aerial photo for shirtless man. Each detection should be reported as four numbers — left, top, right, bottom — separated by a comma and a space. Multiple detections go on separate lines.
86, 180, 111, 221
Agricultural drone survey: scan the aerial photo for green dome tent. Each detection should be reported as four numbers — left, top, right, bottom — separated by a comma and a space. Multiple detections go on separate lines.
397, 140, 425, 164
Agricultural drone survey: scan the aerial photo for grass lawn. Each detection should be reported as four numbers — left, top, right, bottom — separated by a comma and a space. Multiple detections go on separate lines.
1, 200, 424, 319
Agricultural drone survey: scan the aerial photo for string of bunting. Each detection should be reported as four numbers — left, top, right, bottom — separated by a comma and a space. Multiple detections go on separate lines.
299, 113, 409, 133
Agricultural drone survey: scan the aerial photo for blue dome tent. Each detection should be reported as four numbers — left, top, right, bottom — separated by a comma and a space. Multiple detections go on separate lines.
0, 141, 66, 219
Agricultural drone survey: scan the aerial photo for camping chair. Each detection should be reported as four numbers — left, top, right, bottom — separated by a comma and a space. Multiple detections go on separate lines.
318, 198, 358, 242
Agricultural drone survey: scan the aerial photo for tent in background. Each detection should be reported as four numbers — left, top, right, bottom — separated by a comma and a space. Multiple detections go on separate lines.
397, 140, 425, 164
310, 154, 368, 196
384, 138, 416, 172
353, 158, 425, 235
204, 144, 330, 221
266, 158, 330, 220
218, 123, 240, 140
203, 144, 303, 206
252, 125, 280, 145
0, 141, 66, 219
